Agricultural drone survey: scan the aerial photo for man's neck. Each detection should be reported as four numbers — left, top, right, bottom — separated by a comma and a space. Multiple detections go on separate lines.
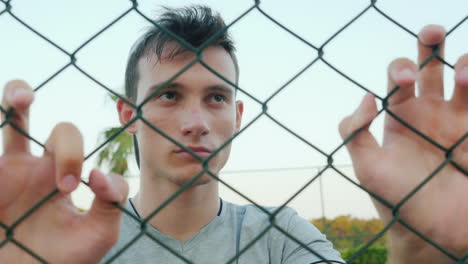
132, 176, 220, 242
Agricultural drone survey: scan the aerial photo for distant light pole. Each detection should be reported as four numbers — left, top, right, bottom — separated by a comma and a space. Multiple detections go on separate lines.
319, 167, 326, 229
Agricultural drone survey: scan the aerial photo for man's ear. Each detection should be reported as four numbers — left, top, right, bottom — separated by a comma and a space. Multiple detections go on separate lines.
235, 100, 244, 132
117, 99, 137, 134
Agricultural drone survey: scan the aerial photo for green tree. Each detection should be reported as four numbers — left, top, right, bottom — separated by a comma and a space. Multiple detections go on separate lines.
96, 94, 134, 176
341, 246, 387, 264
311, 215, 386, 251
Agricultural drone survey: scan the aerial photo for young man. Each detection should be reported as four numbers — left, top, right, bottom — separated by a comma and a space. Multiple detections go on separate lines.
108, 5, 343, 263
1, 5, 467, 264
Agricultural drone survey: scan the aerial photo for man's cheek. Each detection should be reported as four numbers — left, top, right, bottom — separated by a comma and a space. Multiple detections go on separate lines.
143, 115, 177, 135
220, 125, 236, 141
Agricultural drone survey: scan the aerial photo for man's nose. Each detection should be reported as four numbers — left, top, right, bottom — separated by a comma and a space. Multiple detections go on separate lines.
180, 104, 210, 137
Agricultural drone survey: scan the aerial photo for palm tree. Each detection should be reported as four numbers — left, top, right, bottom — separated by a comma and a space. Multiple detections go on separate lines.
96, 95, 133, 177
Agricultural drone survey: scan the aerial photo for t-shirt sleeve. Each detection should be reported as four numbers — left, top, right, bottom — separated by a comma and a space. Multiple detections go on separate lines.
280, 209, 345, 264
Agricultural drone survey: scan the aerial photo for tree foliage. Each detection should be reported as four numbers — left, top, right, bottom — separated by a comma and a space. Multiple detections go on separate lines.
311, 215, 386, 251
96, 127, 133, 176
96, 94, 134, 176
341, 246, 387, 264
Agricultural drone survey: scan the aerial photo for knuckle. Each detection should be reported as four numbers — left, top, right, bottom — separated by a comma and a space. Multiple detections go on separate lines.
59, 154, 84, 168
339, 116, 352, 139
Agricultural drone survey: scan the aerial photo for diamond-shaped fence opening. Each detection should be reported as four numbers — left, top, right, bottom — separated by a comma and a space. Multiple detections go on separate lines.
0, 0, 467, 263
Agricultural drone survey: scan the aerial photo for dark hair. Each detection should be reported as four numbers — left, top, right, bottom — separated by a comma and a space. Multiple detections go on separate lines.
124, 5, 239, 102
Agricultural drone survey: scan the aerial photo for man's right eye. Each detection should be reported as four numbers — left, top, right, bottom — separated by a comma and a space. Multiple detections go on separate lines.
159, 92, 177, 101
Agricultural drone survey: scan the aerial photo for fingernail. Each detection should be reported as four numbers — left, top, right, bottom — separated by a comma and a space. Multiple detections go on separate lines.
391, 68, 417, 85
399, 68, 416, 79
391, 68, 416, 83
419, 25, 445, 45
61, 174, 78, 192
9, 88, 28, 99
8, 88, 32, 105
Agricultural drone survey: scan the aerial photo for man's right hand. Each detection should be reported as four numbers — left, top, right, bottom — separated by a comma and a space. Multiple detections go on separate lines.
0, 80, 129, 263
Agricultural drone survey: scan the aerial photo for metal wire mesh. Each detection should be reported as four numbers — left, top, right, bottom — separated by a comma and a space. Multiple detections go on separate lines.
0, 0, 467, 263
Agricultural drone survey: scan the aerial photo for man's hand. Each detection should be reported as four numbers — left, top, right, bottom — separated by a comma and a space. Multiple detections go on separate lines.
340, 25, 468, 263
0, 80, 129, 263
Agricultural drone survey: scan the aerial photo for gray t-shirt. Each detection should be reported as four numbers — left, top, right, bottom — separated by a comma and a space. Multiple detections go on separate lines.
101, 199, 345, 264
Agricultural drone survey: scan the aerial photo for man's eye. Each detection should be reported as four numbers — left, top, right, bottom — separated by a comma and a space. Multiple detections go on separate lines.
209, 94, 226, 103
159, 92, 177, 101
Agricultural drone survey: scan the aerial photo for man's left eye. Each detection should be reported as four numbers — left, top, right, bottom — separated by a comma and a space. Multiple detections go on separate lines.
209, 94, 226, 103
159, 92, 177, 101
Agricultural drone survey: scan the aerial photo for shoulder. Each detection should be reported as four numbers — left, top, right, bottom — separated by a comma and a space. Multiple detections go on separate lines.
222, 201, 345, 263
222, 200, 298, 224
222, 200, 322, 239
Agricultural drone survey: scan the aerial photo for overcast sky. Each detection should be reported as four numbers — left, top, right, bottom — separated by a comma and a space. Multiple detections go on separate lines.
1, 0, 467, 220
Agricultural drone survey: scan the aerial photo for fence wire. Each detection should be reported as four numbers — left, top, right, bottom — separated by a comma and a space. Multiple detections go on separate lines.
0, 0, 467, 263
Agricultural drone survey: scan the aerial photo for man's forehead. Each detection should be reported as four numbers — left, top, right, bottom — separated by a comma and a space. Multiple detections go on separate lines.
142, 46, 194, 66
135, 46, 237, 100
137, 46, 236, 82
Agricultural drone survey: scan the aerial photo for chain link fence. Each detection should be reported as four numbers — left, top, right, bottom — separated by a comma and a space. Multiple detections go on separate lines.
0, 0, 467, 263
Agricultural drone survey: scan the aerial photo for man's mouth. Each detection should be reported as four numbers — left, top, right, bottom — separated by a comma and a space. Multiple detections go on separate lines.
174, 146, 212, 158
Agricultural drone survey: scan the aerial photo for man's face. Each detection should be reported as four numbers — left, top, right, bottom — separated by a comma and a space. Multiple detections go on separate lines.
123, 46, 243, 186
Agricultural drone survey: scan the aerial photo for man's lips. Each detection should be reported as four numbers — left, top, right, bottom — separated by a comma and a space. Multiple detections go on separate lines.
174, 146, 212, 158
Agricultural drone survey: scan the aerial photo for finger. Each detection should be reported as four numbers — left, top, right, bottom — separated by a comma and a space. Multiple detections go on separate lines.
85, 169, 128, 241
387, 58, 418, 105
45, 122, 84, 193
339, 94, 382, 182
417, 24, 446, 97
1, 80, 34, 155
450, 54, 468, 106
88, 170, 127, 205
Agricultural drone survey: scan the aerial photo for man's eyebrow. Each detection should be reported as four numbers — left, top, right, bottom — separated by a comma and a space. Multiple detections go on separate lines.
206, 84, 234, 95
143, 82, 235, 99
143, 82, 183, 99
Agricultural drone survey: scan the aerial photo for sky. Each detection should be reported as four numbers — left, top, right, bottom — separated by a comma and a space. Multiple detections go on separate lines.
0, 0, 467, 220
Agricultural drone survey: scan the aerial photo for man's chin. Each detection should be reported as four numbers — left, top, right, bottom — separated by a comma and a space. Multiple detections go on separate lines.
170, 172, 214, 187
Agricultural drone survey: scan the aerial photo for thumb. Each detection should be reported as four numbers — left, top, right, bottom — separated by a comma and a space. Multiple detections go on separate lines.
85, 169, 129, 230
339, 93, 382, 182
